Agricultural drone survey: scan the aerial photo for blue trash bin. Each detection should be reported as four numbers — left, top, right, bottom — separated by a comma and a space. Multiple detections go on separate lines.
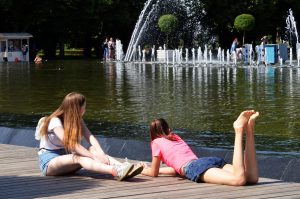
265, 44, 278, 64
279, 44, 288, 62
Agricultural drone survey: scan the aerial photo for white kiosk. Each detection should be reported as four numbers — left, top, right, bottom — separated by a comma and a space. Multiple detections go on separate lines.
0, 33, 33, 62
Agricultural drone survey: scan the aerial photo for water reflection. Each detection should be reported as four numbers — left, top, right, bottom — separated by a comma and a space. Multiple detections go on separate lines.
0, 61, 299, 155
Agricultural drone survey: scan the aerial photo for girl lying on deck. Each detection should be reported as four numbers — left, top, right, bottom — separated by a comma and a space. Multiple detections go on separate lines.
36, 92, 142, 181
140, 110, 259, 186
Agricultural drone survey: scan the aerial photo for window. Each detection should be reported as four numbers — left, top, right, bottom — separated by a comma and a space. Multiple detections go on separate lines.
8, 39, 21, 51
1, 41, 6, 52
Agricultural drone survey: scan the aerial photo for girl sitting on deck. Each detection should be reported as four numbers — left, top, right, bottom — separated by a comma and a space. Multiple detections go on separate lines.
141, 110, 259, 186
36, 92, 142, 181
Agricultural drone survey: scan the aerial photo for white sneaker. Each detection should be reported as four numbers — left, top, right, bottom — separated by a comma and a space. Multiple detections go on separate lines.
113, 162, 134, 181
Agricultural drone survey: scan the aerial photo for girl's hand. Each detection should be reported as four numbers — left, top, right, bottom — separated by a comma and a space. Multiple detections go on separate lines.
101, 155, 109, 165
94, 154, 109, 164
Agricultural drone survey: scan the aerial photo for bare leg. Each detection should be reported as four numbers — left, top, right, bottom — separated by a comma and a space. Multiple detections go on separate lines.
201, 110, 254, 186
232, 110, 255, 178
46, 155, 82, 175
244, 111, 259, 184
89, 146, 124, 166
106, 155, 125, 165
46, 154, 114, 176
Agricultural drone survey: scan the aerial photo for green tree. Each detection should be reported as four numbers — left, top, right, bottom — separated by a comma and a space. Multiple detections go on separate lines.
201, 0, 251, 48
234, 14, 255, 45
3, 0, 300, 58
158, 14, 178, 49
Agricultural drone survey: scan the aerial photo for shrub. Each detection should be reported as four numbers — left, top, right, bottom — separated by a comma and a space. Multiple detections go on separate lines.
234, 14, 255, 44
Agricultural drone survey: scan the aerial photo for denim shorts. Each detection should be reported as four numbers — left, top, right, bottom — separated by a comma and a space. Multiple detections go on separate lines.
38, 148, 67, 176
184, 157, 226, 182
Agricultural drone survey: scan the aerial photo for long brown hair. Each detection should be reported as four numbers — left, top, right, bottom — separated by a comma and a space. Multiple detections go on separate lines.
40, 92, 86, 152
150, 118, 177, 141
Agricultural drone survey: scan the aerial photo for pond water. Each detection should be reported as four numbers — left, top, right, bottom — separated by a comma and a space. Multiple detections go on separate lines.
0, 60, 299, 156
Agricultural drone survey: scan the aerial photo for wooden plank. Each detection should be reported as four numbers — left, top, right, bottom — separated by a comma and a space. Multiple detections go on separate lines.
0, 144, 299, 199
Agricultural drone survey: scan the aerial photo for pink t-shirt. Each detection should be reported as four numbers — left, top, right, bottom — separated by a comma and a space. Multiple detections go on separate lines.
151, 134, 198, 174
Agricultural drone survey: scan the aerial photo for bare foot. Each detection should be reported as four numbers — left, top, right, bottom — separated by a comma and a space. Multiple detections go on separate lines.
233, 110, 255, 131
248, 111, 259, 129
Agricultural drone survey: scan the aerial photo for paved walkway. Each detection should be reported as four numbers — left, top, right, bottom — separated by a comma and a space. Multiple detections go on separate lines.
0, 144, 299, 199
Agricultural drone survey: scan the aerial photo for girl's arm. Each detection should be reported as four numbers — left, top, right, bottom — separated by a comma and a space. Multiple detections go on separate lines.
158, 167, 177, 175
81, 121, 108, 163
141, 156, 160, 177
141, 156, 177, 177
53, 126, 94, 159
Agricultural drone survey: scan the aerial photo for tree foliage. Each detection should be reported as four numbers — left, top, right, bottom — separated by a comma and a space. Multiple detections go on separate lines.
0, 0, 144, 58
200, 0, 290, 47
158, 14, 179, 34
0, 0, 299, 58
158, 14, 178, 48
234, 14, 255, 44
234, 14, 255, 32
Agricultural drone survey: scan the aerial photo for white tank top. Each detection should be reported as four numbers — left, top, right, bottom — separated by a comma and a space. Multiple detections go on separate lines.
39, 117, 64, 150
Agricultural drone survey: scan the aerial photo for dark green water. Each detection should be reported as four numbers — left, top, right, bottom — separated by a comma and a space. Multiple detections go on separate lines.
0, 60, 299, 155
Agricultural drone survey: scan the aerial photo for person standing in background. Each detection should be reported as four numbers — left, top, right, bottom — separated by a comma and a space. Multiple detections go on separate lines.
108, 37, 115, 60
102, 37, 109, 61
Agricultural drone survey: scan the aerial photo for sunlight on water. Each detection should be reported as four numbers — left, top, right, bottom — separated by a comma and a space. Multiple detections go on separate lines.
0, 60, 299, 155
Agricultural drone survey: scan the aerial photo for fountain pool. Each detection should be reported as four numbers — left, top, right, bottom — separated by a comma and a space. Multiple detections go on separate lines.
0, 60, 299, 156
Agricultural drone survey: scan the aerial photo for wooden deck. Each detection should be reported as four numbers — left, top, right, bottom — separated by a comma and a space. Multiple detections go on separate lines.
0, 144, 299, 199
